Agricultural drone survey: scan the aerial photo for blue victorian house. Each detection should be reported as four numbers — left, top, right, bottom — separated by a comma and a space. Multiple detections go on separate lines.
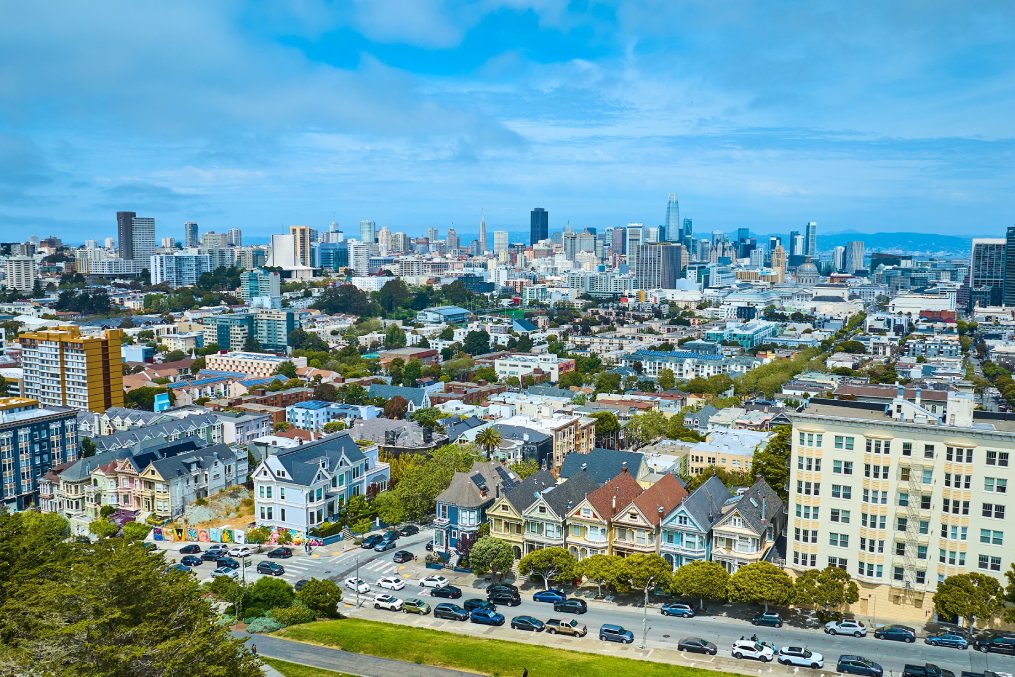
433, 461, 520, 555
659, 475, 730, 569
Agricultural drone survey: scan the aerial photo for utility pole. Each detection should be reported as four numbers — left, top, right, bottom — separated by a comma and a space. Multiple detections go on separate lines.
640, 576, 654, 649
355, 556, 361, 608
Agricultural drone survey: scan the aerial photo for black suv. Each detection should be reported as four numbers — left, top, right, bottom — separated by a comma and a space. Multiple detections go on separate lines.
973, 633, 1015, 655
553, 598, 588, 614
488, 589, 521, 606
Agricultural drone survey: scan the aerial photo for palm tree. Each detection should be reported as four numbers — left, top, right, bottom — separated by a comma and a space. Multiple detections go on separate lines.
475, 427, 502, 461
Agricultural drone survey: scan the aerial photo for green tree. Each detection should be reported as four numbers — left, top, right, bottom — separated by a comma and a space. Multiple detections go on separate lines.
296, 578, 343, 618
657, 368, 676, 391
274, 360, 299, 379
727, 561, 794, 613
509, 458, 540, 479
838, 340, 867, 354
322, 421, 347, 435
121, 521, 152, 542
475, 426, 502, 460
409, 407, 444, 430
99, 504, 115, 518
751, 425, 791, 502
383, 324, 407, 349
245, 576, 295, 614
792, 566, 860, 618
468, 537, 515, 578
462, 330, 490, 356
371, 490, 407, 525
473, 366, 498, 383
670, 560, 730, 610
615, 553, 672, 597
594, 372, 621, 393
338, 383, 368, 405
1006, 563, 1015, 623
517, 547, 577, 590
933, 573, 1005, 631
576, 554, 626, 598
590, 411, 620, 448
89, 519, 120, 538
312, 383, 338, 402
314, 284, 378, 316
246, 526, 271, 544
376, 279, 411, 313
383, 395, 409, 420
124, 385, 170, 412
401, 359, 422, 387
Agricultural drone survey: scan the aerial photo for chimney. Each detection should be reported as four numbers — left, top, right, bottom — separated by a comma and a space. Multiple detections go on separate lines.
914, 388, 921, 407
621, 461, 628, 473
581, 462, 587, 472
612, 495, 617, 511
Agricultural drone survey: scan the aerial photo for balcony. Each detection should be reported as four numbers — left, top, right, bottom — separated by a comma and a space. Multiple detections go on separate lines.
433, 516, 450, 528
662, 543, 707, 557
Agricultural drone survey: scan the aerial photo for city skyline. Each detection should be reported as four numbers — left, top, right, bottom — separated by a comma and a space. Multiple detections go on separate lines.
3, 3, 1015, 239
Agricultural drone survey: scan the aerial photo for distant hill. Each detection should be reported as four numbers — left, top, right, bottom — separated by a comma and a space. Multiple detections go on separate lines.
817, 231, 973, 256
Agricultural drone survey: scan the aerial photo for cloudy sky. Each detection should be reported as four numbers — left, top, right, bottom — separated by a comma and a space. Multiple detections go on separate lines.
2, 1, 1014, 242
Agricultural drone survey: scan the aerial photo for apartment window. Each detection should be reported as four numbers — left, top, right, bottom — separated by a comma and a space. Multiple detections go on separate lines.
978, 555, 1003, 571
834, 435, 855, 451
798, 457, 821, 471
833, 460, 853, 474
893, 566, 905, 581
898, 492, 909, 507
796, 481, 820, 496
857, 562, 883, 578
896, 517, 908, 532
921, 469, 933, 484
793, 552, 817, 567
861, 513, 886, 529
258, 486, 265, 498
865, 463, 889, 479
827, 556, 848, 570
794, 528, 818, 543
902, 442, 912, 457
865, 439, 890, 454
280, 508, 286, 522
946, 446, 973, 463
829, 533, 849, 547
830, 509, 850, 523
859, 537, 884, 553
795, 504, 819, 519
919, 520, 929, 535
899, 467, 911, 481
985, 478, 1008, 493
985, 450, 1010, 467
982, 504, 1006, 519
831, 484, 851, 499
279, 488, 285, 500
917, 545, 928, 560
862, 489, 888, 505
915, 570, 926, 585
895, 541, 906, 556
923, 444, 935, 459
979, 529, 1004, 545
920, 495, 932, 510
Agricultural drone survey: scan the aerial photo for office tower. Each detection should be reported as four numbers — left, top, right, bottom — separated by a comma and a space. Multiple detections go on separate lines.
116, 211, 155, 263
1003, 226, 1015, 307
644, 226, 660, 243
19, 325, 124, 413
201, 231, 228, 248
149, 253, 213, 287
0, 398, 79, 510
562, 232, 578, 261
737, 227, 750, 244
682, 218, 693, 238
493, 230, 509, 256
478, 212, 488, 253
749, 247, 765, 268
770, 244, 787, 283
970, 238, 1006, 307
322, 221, 344, 244
791, 232, 805, 256
427, 227, 439, 243
116, 211, 136, 259
227, 228, 243, 247
316, 242, 349, 271
377, 226, 392, 255
711, 230, 724, 247
665, 194, 680, 242
625, 224, 644, 273
104, 237, 115, 250
805, 221, 817, 257
349, 240, 370, 275
184, 221, 199, 248
359, 220, 376, 245
3, 256, 37, 294
844, 241, 865, 274
529, 208, 549, 245
240, 268, 282, 304
831, 246, 846, 272
636, 242, 681, 289
612, 227, 626, 256
289, 225, 317, 267
391, 232, 409, 254
447, 228, 459, 250
577, 230, 595, 256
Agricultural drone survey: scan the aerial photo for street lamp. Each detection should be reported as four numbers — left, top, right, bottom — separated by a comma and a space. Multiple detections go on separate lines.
355, 556, 361, 608
640, 576, 654, 649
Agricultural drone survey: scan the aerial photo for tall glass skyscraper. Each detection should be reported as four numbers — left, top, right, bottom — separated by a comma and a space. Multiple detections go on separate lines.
805, 221, 817, 257
530, 208, 548, 244
665, 193, 680, 241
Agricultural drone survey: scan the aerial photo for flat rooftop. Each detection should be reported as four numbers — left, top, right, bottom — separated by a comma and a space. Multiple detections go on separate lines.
797, 398, 1015, 434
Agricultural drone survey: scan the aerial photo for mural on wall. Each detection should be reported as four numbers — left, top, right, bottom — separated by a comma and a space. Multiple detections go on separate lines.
151, 526, 322, 546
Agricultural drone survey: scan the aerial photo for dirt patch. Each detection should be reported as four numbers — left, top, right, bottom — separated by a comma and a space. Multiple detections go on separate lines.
168, 485, 255, 531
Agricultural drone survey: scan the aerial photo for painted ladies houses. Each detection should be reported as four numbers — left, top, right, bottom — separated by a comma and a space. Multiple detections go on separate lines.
488, 470, 555, 559
565, 466, 643, 561
520, 471, 599, 556
710, 477, 785, 573
433, 461, 520, 554
611, 473, 688, 557
660, 475, 731, 569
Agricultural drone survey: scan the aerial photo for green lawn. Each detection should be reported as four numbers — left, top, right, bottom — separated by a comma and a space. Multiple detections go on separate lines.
261, 656, 352, 677
279, 618, 739, 677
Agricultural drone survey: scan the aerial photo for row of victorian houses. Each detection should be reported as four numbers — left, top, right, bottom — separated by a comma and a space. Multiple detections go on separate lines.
433, 448, 786, 573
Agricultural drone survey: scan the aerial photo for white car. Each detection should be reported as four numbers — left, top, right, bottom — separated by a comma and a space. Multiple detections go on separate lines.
344, 577, 371, 594
419, 575, 450, 588
824, 619, 867, 637
207, 544, 229, 554
228, 546, 252, 558
777, 646, 824, 669
731, 639, 775, 662
211, 567, 239, 579
373, 594, 404, 611
377, 576, 405, 591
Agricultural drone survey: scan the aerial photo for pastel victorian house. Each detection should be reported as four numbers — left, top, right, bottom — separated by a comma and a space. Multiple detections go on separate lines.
488, 470, 555, 559
433, 461, 520, 554
520, 471, 599, 556
565, 467, 643, 561
710, 477, 785, 573
660, 475, 731, 569
611, 473, 688, 557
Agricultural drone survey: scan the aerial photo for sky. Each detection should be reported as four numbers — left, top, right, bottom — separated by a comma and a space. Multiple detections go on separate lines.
2, 1, 1015, 243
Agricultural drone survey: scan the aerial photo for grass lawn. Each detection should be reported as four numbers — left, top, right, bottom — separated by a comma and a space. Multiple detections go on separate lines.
279, 618, 739, 677
261, 656, 352, 677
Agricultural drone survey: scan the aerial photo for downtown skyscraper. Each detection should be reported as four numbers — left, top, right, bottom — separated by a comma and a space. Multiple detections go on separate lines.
970, 237, 1006, 307
116, 211, 155, 263
665, 193, 680, 241
530, 207, 548, 245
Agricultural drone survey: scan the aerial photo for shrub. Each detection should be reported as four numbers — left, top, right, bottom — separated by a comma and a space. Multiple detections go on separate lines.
194, 497, 208, 507
245, 616, 283, 634
269, 604, 317, 627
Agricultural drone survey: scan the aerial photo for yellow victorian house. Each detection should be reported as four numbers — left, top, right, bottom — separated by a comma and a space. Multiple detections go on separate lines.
488, 470, 555, 559
565, 467, 643, 560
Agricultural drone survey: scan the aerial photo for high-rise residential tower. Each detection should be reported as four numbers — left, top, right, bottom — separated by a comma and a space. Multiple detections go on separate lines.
831, 246, 846, 272
19, 325, 124, 413
1003, 226, 1015, 307
478, 212, 487, 253
625, 224, 644, 274
359, 220, 376, 245
636, 242, 682, 289
447, 228, 459, 250
116, 211, 155, 263
530, 208, 548, 244
289, 225, 317, 267
493, 231, 509, 256
970, 238, 1006, 307
184, 221, 199, 248
665, 194, 680, 241
844, 241, 865, 274
227, 227, 242, 247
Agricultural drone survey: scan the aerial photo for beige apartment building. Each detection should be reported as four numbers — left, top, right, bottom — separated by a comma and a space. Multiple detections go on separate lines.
787, 388, 1015, 623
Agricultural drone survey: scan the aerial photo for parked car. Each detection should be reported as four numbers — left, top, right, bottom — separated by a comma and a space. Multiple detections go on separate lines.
463, 598, 496, 613
398, 524, 420, 536
165, 563, 191, 574
487, 584, 519, 595
470, 608, 506, 626
361, 534, 385, 549
228, 546, 252, 558
487, 590, 521, 606
180, 555, 202, 567
373, 594, 404, 612
294, 579, 309, 591
751, 612, 783, 628
419, 575, 450, 588
732, 639, 775, 662
599, 624, 634, 644
179, 544, 201, 554
375, 540, 397, 553
973, 632, 1015, 655
903, 664, 955, 677
553, 598, 587, 615
393, 550, 414, 563
925, 632, 969, 649
825, 619, 868, 637
344, 577, 370, 594
402, 599, 431, 615
211, 566, 239, 579
873, 625, 917, 643
511, 616, 545, 632
778, 646, 824, 669
433, 603, 470, 621
678, 638, 717, 655
256, 561, 285, 576
430, 585, 463, 599
377, 576, 405, 591
661, 602, 696, 618
207, 544, 229, 554
216, 557, 240, 570
533, 589, 568, 603
837, 656, 884, 677
267, 547, 292, 559
201, 551, 224, 562
545, 618, 587, 637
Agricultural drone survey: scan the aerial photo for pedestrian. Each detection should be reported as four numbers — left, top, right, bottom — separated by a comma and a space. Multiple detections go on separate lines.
522, 669, 528, 677
251, 643, 257, 656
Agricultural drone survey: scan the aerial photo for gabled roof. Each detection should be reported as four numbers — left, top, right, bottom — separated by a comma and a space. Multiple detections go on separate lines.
626, 473, 687, 526
442, 416, 485, 442
149, 443, 242, 479
558, 449, 645, 485
673, 475, 731, 531
367, 384, 429, 407
436, 461, 520, 509
503, 470, 556, 512
539, 472, 600, 519
493, 424, 551, 444
584, 469, 643, 520
92, 414, 218, 452
269, 433, 366, 487
724, 477, 783, 534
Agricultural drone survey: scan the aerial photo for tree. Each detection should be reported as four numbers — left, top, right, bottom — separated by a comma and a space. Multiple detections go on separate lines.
657, 368, 675, 392
296, 578, 343, 618
590, 411, 620, 449
121, 521, 152, 542
376, 279, 411, 313
469, 537, 516, 578
475, 426, 502, 460
99, 504, 115, 519
727, 561, 794, 613
410, 407, 444, 430
792, 566, 859, 618
89, 519, 119, 538
274, 360, 299, 379
594, 372, 621, 393
576, 554, 626, 598
751, 425, 790, 502
246, 526, 271, 544
383, 396, 409, 420
462, 330, 490, 356
383, 324, 407, 349
933, 573, 1005, 631
509, 458, 540, 479
245, 577, 295, 616
338, 383, 368, 405
838, 340, 867, 354
401, 359, 422, 387
124, 385, 170, 412
615, 553, 672, 597
322, 420, 347, 435
371, 490, 408, 525
670, 560, 730, 610
517, 547, 577, 590
313, 383, 338, 402
314, 284, 378, 316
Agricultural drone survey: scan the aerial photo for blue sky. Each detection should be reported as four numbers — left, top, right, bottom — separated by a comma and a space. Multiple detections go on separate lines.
2, 1, 1015, 243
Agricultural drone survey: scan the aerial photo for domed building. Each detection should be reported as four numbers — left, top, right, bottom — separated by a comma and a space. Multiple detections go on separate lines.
794, 259, 821, 285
